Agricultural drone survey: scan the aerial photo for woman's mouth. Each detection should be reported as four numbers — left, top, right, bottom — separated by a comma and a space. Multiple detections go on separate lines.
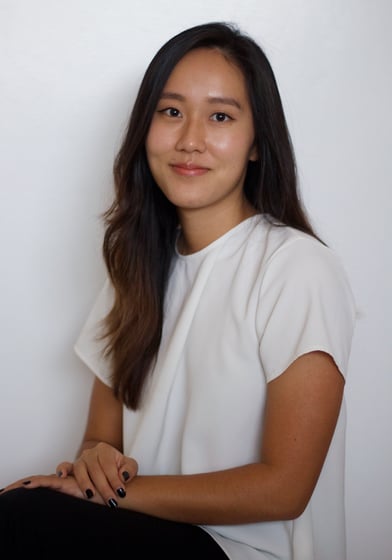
170, 163, 209, 177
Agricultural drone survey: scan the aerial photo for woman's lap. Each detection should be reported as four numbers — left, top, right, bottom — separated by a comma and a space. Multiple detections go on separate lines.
0, 487, 228, 558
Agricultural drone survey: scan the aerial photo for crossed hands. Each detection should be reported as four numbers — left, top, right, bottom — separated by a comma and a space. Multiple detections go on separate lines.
0, 442, 138, 509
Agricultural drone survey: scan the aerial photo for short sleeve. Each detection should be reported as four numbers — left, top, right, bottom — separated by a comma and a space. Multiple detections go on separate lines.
257, 238, 357, 382
74, 278, 114, 386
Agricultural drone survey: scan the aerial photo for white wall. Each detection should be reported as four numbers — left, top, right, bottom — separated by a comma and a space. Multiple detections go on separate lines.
0, 1, 391, 558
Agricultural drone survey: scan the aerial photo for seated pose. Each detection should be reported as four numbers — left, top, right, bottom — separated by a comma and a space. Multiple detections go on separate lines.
0, 21, 356, 560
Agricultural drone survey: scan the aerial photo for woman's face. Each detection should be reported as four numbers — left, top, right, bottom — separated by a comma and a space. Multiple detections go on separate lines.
146, 47, 257, 218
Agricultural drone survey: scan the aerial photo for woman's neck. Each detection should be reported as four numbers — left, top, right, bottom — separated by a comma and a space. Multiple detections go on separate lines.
177, 200, 257, 255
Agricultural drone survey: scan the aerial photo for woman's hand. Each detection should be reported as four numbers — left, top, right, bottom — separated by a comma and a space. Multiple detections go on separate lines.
0, 473, 104, 504
0, 442, 138, 509
56, 442, 138, 507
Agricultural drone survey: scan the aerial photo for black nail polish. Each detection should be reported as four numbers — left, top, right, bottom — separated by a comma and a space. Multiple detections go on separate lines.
56, 470, 63, 477
122, 471, 130, 482
22, 480, 31, 485
108, 498, 118, 508
0, 488, 4, 493
85, 489, 93, 499
116, 487, 126, 498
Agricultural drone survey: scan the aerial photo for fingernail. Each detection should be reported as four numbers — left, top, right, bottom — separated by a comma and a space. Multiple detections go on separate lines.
108, 498, 118, 508
116, 487, 126, 498
85, 489, 93, 499
22, 480, 31, 485
0, 488, 4, 493
56, 470, 63, 477
122, 471, 130, 482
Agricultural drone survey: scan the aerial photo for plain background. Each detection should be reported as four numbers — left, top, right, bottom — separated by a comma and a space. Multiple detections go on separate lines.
0, 1, 391, 558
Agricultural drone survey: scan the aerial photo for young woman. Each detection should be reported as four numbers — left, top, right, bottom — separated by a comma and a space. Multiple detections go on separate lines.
0, 22, 356, 560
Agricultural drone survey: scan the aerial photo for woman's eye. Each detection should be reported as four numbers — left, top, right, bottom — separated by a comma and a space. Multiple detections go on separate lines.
159, 107, 181, 118
211, 112, 231, 122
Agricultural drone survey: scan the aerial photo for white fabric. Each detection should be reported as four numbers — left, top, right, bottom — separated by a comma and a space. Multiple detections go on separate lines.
74, 214, 356, 560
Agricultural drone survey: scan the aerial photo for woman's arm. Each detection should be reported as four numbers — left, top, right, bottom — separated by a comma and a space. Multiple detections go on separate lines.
77, 376, 124, 455
105, 350, 344, 523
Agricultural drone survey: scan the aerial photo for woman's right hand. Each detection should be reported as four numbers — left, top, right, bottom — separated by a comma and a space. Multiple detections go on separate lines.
56, 442, 138, 507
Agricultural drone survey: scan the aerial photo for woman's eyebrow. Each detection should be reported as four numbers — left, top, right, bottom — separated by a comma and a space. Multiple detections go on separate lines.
207, 96, 241, 109
159, 92, 184, 102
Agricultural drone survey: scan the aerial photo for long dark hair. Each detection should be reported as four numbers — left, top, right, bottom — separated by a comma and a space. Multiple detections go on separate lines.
102, 21, 319, 409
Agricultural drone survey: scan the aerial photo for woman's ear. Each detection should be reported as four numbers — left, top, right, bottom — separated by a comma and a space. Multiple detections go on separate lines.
248, 143, 258, 162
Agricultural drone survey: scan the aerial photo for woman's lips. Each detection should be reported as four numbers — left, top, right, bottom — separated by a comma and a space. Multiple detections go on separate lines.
170, 163, 209, 177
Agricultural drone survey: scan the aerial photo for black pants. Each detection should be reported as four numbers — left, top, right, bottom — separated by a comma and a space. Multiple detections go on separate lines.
0, 487, 229, 558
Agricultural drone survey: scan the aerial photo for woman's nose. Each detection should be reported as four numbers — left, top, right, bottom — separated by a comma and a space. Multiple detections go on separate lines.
175, 118, 206, 153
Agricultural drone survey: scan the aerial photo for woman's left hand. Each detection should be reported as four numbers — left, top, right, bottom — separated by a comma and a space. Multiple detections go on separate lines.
0, 474, 106, 505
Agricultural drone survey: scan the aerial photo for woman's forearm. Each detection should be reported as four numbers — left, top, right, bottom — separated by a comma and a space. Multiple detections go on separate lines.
120, 463, 309, 525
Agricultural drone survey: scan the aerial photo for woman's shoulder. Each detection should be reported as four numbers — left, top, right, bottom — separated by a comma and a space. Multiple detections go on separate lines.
247, 215, 335, 265
245, 217, 354, 305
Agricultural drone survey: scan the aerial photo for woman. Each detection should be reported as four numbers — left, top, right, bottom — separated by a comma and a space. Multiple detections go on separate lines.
0, 22, 356, 560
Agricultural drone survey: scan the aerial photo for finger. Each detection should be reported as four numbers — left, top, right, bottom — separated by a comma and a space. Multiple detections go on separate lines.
56, 461, 74, 478
76, 460, 119, 508
97, 454, 138, 501
22, 474, 89, 501
71, 457, 98, 500
118, 457, 138, 485
0, 475, 45, 493
18, 474, 57, 489
89, 457, 123, 506
100, 457, 138, 503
